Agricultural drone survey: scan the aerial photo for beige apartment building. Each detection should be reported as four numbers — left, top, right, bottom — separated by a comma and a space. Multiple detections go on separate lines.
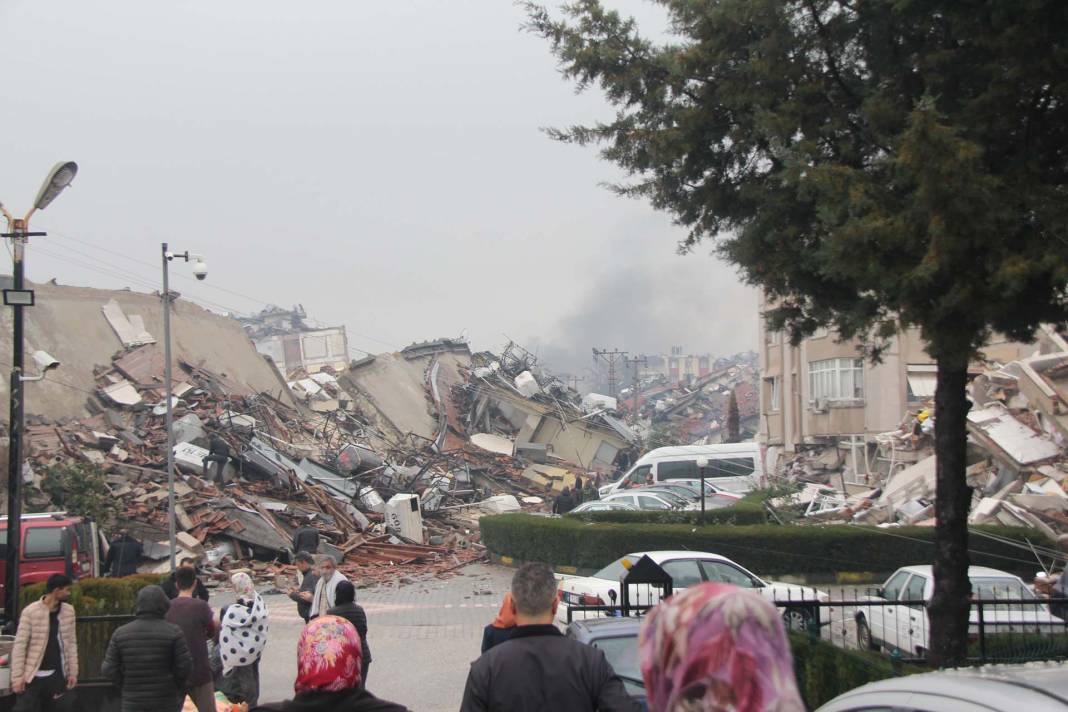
757, 295, 1053, 452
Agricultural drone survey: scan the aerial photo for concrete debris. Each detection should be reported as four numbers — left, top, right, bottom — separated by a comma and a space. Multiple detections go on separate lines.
102, 299, 156, 347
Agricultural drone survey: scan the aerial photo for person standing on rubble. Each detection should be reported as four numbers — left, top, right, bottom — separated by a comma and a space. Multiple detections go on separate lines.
552, 487, 575, 515
308, 555, 349, 619
288, 552, 319, 623
102, 585, 193, 712
161, 558, 210, 602
165, 567, 217, 712
574, 477, 585, 504
292, 523, 321, 556
202, 434, 231, 483
104, 529, 143, 578
327, 580, 372, 686
461, 563, 639, 712
10, 574, 78, 712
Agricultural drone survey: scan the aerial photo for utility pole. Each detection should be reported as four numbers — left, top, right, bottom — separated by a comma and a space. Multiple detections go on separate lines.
592, 348, 627, 398
566, 375, 585, 392
624, 355, 648, 423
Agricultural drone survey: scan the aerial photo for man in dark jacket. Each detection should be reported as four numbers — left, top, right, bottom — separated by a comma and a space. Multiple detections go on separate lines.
287, 552, 319, 623
160, 558, 210, 602
292, 524, 320, 555
461, 563, 639, 712
102, 585, 193, 712
165, 568, 216, 712
202, 435, 231, 482
552, 487, 575, 515
328, 580, 372, 686
104, 530, 143, 578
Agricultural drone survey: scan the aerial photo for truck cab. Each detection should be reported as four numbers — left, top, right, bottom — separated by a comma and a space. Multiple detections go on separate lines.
0, 513, 100, 612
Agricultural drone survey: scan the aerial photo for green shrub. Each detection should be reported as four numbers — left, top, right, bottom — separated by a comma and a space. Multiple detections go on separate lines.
481, 514, 1047, 578
18, 574, 167, 681
789, 632, 927, 708
568, 491, 767, 526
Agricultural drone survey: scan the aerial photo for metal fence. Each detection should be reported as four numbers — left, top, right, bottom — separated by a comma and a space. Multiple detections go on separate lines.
562, 586, 1068, 666
74, 614, 134, 684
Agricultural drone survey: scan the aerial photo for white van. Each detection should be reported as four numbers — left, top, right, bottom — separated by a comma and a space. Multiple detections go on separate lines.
599, 443, 762, 497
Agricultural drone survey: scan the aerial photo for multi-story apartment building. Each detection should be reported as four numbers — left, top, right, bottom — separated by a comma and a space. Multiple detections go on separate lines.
757, 294, 1051, 452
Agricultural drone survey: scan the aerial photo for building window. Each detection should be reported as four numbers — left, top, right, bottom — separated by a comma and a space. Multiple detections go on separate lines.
906, 364, 937, 402
765, 377, 781, 411
808, 358, 864, 403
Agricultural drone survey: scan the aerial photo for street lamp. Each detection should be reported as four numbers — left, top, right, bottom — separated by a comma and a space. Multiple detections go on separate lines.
161, 244, 207, 572
0, 161, 78, 624
696, 456, 709, 526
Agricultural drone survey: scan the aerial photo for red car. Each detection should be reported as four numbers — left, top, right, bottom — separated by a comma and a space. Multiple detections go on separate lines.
0, 513, 101, 611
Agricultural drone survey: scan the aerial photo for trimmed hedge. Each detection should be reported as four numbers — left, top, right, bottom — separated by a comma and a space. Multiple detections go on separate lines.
567, 491, 768, 526
481, 514, 1048, 578
19, 574, 167, 681
789, 632, 926, 708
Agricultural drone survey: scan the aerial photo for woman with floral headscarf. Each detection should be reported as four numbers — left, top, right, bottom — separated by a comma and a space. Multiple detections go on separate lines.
639, 583, 804, 712
217, 572, 269, 707
251, 616, 408, 712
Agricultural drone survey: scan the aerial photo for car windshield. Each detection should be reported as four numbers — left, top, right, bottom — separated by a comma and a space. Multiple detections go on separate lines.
594, 555, 638, 581
593, 635, 642, 686
643, 490, 688, 505
972, 577, 1044, 612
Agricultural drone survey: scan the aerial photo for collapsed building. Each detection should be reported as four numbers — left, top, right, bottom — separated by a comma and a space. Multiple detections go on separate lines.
1, 282, 641, 587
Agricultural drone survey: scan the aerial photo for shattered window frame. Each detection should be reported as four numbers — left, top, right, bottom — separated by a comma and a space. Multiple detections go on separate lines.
808, 357, 864, 404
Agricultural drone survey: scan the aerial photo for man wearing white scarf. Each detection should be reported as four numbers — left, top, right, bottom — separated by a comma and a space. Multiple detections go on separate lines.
308, 555, 349, 619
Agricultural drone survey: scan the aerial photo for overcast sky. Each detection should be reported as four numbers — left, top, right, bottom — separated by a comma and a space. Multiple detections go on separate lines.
0, 1, 757, 372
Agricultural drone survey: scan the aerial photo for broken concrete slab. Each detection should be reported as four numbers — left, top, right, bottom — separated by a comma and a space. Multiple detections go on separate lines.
102, 381, 142, 406
967, 402, 1061, 467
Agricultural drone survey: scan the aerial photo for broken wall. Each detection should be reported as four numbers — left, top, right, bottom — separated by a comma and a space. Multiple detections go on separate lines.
0, 280, 295, 422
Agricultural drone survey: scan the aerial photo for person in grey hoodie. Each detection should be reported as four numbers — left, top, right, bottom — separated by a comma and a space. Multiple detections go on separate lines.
102, 585, 193, 712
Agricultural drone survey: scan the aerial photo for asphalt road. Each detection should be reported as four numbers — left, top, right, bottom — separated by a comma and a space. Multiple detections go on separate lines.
215, 562, 515, 711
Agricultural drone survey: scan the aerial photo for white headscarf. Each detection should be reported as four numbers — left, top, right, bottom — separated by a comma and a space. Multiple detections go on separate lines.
221, 572, 269, 674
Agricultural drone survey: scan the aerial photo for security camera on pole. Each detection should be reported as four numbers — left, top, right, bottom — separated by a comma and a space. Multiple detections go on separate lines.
0, 161, 78, 625
160, 245, 206, 572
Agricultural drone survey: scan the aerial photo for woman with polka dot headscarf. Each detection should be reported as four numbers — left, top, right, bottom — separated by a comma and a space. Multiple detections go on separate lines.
218, 572, 269, 707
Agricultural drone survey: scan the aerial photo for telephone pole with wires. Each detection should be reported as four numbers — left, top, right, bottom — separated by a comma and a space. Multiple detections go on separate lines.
592, 348, 627, 398
624, 355, 648, 423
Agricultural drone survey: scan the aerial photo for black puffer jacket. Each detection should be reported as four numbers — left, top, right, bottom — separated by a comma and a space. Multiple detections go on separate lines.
102, 585, 193, 712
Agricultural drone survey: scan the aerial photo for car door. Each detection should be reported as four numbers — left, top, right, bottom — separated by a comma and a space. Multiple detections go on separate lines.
900, 573, 930, 656
869, 571, 910, 649
634, 494, 671, 510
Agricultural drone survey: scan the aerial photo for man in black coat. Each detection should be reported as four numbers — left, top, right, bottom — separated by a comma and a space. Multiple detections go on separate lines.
461, 563, 638, 712
160, 558, 210, 602
287, 552, 319, 623
104, 530, 143, 578
552, 487, 575, 515
328, 580, 372, 686
202, 435, 231, 482
102, 585, 193, 712
291, 524, 320, 555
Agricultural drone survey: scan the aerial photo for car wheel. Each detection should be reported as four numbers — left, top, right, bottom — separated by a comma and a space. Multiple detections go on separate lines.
856, 617, 876, 651
782, 607, 813, 633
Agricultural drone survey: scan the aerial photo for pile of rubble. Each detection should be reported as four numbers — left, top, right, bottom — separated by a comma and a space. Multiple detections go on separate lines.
20, 331, 651, 587
765, 344, 1068, 546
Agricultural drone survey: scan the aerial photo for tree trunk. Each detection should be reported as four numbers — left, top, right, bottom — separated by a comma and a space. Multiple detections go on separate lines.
928, 355, 972, 667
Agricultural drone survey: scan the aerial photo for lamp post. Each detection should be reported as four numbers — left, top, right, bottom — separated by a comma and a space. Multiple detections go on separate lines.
696, 456, 708, 526
161, 244, 207, 572
1, 161, 78, 624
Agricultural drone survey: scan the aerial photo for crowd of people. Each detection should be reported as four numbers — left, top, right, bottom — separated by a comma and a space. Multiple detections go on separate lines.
552, 475, 601, 514
10, 557, 804, 711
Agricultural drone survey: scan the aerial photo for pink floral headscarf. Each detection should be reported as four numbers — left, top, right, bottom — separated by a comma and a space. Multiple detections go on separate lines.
639, 583, 804, 712
295, 615, 363, 693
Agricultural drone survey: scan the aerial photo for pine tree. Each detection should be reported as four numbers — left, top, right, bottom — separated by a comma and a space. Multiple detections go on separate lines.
525, 0, 1068, 665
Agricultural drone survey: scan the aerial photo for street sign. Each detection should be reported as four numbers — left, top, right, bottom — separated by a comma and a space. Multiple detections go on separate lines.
2, 289, 35, 306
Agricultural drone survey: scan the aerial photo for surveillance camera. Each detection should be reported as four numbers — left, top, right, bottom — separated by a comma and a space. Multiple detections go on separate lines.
32, 351, 60, 373
192, 260, 208, 281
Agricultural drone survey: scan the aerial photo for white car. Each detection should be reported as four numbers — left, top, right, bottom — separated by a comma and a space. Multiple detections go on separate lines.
567, 501, 638, 514
555, 550, 828, 629
601, 491, 697, 511
855, 565, 1064, 658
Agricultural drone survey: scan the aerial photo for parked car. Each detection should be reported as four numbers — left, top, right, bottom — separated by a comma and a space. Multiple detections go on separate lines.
855, 565, 1064, 658
568, 501, 638, 514
817, 661, 1068, 711
599, 443, 762, 498
635, 485, 739, 511
0, 512, 101, 612
600, 491, 692, 511
670, 479, 745, 503
555, 550, 827, 629
566, 617, 646, 707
